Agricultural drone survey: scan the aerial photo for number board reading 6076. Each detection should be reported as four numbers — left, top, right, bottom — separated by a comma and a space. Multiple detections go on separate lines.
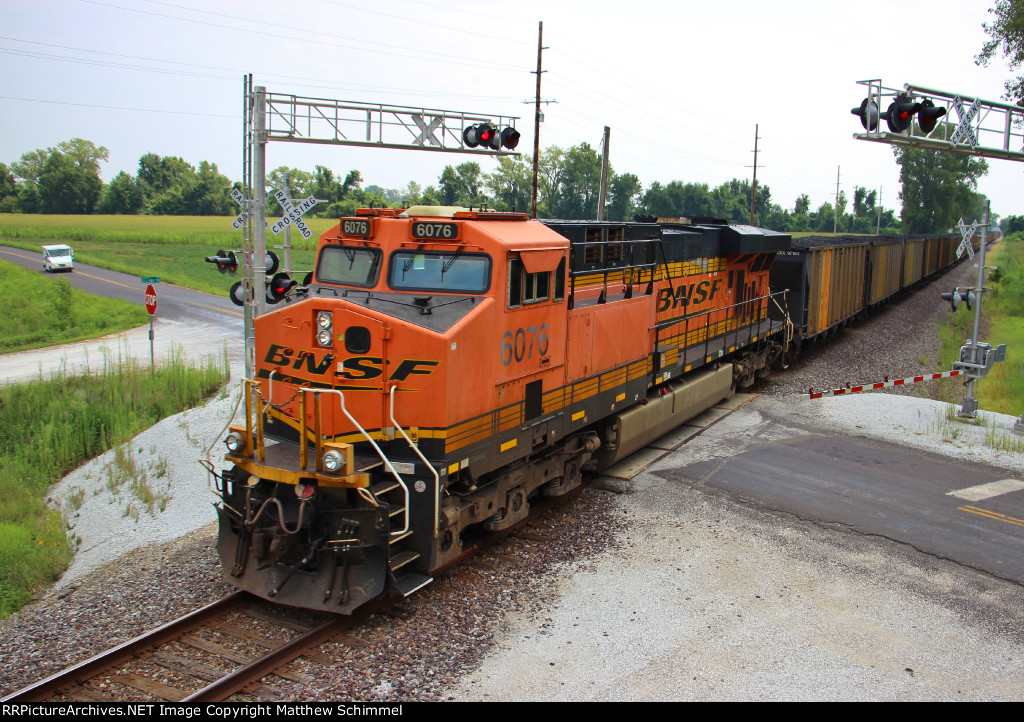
412, 221, 458, 240
341, 219, 371, 237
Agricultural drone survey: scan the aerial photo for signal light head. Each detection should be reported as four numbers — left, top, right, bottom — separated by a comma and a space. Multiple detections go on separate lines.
500, 126, 521, 150
229, 281, 246, 307
463, 124, 482, 148
464, 123, 519, 150
851, 98, 879, 131
886, 93, 919, 133
916, 99, 946, 135
267, 272, 296, 304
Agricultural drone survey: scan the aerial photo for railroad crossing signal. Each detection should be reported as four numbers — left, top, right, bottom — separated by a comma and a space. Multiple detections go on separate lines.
940, 288, 975, 312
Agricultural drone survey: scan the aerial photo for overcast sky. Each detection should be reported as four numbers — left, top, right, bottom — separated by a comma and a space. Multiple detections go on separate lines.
2, 0, 1021, 221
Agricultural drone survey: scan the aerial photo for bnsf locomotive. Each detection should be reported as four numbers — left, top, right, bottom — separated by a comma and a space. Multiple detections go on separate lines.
211, 207, 792, 613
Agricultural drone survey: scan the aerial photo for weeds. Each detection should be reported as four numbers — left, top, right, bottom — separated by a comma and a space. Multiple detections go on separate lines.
0, 345, 228, 617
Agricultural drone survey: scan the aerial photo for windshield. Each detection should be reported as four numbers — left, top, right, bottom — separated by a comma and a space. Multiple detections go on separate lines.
316, 246, 382, 287
387, 251, 490, 294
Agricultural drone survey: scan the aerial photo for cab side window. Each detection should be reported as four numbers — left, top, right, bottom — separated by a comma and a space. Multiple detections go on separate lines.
508, 257, 565, 308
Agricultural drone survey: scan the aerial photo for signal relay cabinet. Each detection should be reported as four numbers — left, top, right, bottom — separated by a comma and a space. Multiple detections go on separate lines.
42, 244, 74, 272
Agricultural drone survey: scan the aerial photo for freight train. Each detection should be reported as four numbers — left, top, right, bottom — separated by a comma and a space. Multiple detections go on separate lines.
207, 207, 794, 613
207, 208, 972, 614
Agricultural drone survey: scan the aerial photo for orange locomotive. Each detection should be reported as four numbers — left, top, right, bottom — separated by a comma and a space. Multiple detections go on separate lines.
212, 207, 792, 612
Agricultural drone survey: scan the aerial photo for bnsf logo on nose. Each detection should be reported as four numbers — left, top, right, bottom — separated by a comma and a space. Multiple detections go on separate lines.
263, 344, 438, 381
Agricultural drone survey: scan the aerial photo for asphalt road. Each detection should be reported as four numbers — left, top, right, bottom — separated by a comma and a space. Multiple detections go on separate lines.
654, 399, 1024, 585
0, 244, 242, 326
0, 244, 244, 384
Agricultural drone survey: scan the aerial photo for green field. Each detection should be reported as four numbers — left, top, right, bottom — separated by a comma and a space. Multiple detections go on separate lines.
0, 260, 150, 354
0, 214, 323, 297
935, 232, 1024, 416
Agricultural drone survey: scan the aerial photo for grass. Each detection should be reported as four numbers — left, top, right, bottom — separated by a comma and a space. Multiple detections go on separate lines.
0, 214, 322, 297
0, 344, 229, 618
0, 213, 336, 248
935, 232, 1024, 416
0, 260, 150, 354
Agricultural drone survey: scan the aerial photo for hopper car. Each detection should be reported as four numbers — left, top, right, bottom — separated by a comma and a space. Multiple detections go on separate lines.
208, 208, 793, 613
768, 232, 968, 352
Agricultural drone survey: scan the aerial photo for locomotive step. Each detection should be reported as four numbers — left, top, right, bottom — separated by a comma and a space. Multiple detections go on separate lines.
389, 550, 420, 572
371, 480, 402, 497
394, 572, 433, 598
387, 504, 406, 519
389, 529, 413, 545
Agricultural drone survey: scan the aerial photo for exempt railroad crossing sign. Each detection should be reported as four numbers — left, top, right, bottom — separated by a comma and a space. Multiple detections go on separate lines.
144, 284, 158, 316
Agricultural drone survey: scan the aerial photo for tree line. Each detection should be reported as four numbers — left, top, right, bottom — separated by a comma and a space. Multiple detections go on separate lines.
0, 136, 995, 234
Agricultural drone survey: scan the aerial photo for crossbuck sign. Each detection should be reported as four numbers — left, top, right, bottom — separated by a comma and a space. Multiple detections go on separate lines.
271, 189, 318, 240
957, 217, 978, 259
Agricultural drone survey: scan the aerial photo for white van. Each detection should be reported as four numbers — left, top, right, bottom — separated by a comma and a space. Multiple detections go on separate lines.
42, 244, 74, 272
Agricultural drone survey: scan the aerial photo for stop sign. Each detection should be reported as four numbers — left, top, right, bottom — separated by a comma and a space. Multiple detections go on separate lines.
144, 284, 158, 316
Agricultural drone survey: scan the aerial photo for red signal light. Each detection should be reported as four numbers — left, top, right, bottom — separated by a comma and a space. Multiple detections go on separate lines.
916, 99, 946, 135
886, 93, 919, 133
266, 272, 297, 304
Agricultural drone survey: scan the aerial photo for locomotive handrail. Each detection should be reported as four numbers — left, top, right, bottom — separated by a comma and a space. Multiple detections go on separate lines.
304, 388, 411, 537
390, 386, 441, 539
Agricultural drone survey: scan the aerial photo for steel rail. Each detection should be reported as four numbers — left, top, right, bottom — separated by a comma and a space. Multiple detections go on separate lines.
1, 592, 249, 703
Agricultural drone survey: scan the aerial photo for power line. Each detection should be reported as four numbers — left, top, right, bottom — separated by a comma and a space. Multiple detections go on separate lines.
0, 95, 234, 118
80, 0, 527, 72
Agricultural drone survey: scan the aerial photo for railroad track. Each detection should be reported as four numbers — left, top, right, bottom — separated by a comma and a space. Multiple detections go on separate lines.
2, 591, 372, 703
2, 490, 585, 703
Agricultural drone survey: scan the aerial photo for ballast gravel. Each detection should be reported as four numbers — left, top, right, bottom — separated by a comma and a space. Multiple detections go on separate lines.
1, 256, 1022, 701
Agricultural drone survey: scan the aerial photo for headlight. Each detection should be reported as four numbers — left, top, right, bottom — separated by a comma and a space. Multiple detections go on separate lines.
317, 311, 333, 329
323, 449, 344, 472
224, 431, 246, 454
316, 329, 333, 347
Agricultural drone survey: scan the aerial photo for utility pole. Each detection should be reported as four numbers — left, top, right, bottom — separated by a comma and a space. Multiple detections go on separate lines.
597, 126, 610, 220
876, 186, 882, 236
746, 124, 762, 226
833, 166, 841, 235
531, 21, 545, 219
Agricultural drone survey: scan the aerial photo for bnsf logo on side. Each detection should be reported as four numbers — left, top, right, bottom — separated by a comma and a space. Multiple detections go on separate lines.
656, 278, 724, 312
264, 344, 438, 381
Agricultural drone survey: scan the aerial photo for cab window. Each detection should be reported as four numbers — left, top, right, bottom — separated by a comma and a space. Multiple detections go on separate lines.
316, 246, 382, 287
387, 251, 491, 294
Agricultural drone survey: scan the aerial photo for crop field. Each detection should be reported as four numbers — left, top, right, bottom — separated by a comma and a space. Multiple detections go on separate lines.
0, 214, 321, 296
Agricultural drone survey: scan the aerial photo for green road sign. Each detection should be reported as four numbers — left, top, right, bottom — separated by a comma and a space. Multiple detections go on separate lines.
141, 276, 160, 283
